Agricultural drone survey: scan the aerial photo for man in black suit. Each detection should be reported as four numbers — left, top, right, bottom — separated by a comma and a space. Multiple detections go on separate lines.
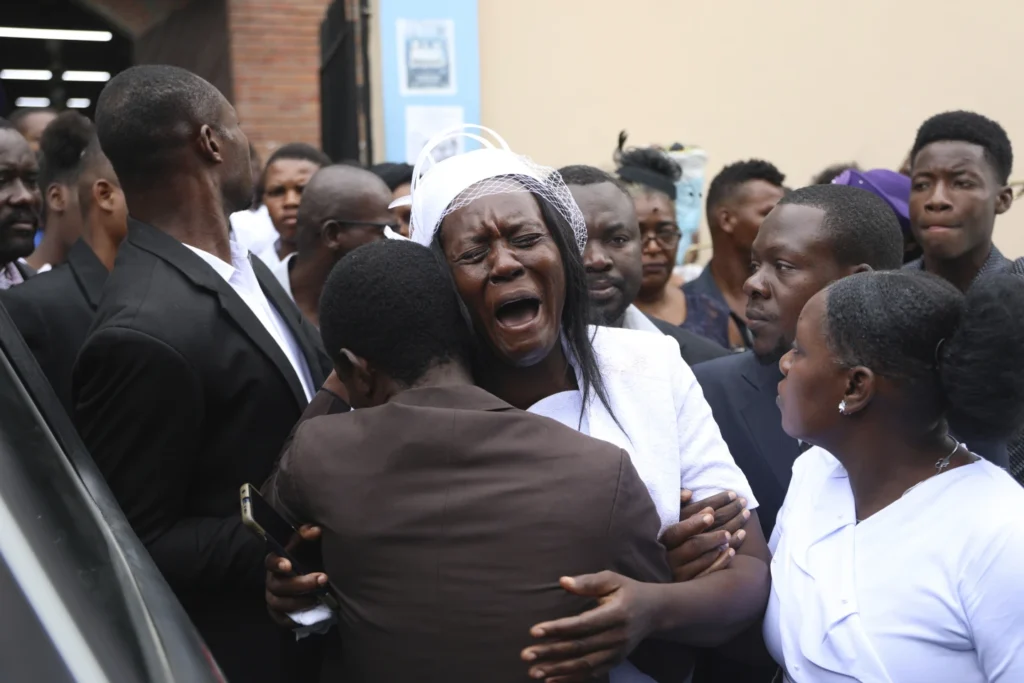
560, 165, 728, 366
0, 118, 41, 289
694, 185, 905, 538
1, 114, 127, 414
72, 65, 335, 683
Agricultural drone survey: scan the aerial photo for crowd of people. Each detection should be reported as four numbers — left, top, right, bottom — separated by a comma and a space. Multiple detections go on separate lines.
1, 63, 1023, 683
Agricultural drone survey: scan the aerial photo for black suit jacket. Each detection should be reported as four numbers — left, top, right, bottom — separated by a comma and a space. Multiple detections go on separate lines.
691, 351, 793, 683
1, 240, 106, 415
14, 259, 36, 280
692, 351, 798, 540
72, 219, 334, 683
647, 314, 730, 366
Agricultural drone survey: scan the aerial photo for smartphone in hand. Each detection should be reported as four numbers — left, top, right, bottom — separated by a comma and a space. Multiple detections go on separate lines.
240, 483, 338, 612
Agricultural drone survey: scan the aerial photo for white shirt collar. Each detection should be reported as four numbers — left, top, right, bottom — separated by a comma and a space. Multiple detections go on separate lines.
182, 240, 249, 283
620, 304, 662, 334
181, 239, 315, 403
271, 252, 297, 301
0, 262, 24, 289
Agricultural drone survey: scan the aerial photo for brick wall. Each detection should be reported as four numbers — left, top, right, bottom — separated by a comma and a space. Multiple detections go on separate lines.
227, 0, 332, 158
78, 0, 194, 36
80, 0, 333, 159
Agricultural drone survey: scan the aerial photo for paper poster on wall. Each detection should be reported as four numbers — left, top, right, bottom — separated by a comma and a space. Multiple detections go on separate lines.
405, 105, 464, 163
397, 18, 457, 96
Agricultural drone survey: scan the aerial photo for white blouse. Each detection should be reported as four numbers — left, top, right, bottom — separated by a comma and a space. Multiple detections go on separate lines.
765, 447, 1024, 683
528, 325, 757, 534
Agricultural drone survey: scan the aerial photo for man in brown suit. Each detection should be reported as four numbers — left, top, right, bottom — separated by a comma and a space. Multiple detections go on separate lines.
262, 239, 671, 682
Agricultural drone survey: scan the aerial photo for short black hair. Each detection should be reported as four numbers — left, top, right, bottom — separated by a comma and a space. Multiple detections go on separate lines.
558, 164, 613, 186
911, 111, 1013, 184
265, 142, 331, 169
370, 162, 413, 191
95, 65, 225, 184
825, 271, 1024, 440
38, 111, 95, 190
706, 159, 786, 224
777, 184, 904, 271
78, 137, 120, 217
258, 142, 331, 200
558, 164, 631, 196
812, 162, 859, 185
0, 117, 15, 131
319, 240, 469, 385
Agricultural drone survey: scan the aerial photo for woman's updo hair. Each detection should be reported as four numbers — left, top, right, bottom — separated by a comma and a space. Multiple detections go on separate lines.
824, 271, 1024, 439
614, 131, 681, 201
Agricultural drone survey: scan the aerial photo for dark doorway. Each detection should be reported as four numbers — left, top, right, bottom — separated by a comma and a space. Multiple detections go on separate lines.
0, 0, 131, 119
320, 0, 373, 165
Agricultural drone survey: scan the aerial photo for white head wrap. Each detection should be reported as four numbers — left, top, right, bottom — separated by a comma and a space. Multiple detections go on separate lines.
388, 124, 587, 253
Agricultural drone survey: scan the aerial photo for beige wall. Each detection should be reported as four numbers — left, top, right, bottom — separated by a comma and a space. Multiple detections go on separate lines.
476, 0, 1023, 258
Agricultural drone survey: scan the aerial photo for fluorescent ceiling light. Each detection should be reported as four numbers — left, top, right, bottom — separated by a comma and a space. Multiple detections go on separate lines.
15, 97, 51, 108
0, 27, 113, 42
67, 98, 91, 109
62, 70, 110, 82
0, 69, 52, 81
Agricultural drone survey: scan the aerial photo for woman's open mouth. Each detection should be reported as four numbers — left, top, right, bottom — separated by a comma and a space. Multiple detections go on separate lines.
495, 296, 542, 328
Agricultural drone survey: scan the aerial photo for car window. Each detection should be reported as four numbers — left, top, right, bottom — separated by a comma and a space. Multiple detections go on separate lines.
0, 551, 77, 683
0, 349, 151, 681
0, 302, 224, 683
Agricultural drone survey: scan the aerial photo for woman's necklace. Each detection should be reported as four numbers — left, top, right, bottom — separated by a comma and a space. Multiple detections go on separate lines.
855, 440, 972, 523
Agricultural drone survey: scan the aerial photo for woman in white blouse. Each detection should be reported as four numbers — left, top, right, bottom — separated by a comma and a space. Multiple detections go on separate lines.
265, 128, 768, 681
401, 127, 771, 682
767, 270, 1024, 682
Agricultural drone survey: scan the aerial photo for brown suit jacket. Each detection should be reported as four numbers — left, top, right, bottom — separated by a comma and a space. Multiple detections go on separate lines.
263, 383, 671, 683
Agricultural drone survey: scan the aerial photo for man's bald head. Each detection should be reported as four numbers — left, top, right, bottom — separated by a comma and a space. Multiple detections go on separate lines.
296, 165, 395, 258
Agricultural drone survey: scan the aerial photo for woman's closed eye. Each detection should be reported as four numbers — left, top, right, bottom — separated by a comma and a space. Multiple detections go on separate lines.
510, 233, 543, 249
456, 247, 488, 263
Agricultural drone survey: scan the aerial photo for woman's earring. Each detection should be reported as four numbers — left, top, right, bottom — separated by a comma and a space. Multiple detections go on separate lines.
838, 399, 847, 415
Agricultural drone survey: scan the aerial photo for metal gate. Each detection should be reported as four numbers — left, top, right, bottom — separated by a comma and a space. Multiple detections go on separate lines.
320, 0, 373, 164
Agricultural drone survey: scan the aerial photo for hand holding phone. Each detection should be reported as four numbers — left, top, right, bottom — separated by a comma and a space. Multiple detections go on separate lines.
241, 484, 339, 616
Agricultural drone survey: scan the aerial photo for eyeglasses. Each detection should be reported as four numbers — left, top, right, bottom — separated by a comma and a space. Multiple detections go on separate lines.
640, 226, 682, 249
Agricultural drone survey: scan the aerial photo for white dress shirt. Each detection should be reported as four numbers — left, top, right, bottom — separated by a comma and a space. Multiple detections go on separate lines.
256, 243, 283, 270
765, 446, 1024, 683
183, 241, 315, 402
271, 252, 296, 302
528, 325, 757, 683
229, 204, 278, 258
0, 262, 25, 290
620, 304, 663, 335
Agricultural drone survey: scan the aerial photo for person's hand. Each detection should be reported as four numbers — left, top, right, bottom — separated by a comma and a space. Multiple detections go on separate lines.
664, 491, 751, 581
679, 489, 747, 531
520, 572, 660, 682
264, 524, 328, 628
